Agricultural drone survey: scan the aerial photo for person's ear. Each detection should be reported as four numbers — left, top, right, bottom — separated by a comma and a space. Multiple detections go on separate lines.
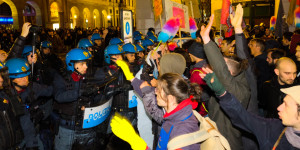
274, 68, 279, 76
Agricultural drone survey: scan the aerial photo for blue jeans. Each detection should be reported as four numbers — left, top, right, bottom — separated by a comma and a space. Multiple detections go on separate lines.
54, 126, 96, 150
107, 111, 137, 134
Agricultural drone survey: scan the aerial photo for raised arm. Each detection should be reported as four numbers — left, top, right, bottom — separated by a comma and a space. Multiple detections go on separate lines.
8, 23, 31, 59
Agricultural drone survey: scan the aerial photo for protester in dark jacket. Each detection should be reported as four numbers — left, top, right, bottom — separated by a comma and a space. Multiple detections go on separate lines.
200, 67, 300, 150
200, 14, 250, 150
231, 5, 260, 150
7, 22, 31, 60
262, 57, 298, 118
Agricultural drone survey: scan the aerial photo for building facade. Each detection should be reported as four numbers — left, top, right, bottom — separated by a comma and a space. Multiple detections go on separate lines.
0, 0, 136, 29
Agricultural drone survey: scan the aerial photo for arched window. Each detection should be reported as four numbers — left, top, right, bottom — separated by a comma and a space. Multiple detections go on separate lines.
50, 2, 59, 18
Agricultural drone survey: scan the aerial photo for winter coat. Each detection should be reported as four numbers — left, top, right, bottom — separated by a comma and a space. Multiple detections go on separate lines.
141, 86, 199, 150
262, 77, 299, 118
7, 36, 27, 60
219, 92, 300, 150
235, 33, 259, 114
204, 40, 251, 150
254, 53, 271, 106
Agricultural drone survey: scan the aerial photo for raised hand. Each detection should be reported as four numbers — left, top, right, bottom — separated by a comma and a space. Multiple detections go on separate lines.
230, 4, 244, 33
110, 113, 147, 150
115, 60, 135, 81
21, 22, 32, 38
199, 67, 226, 96
200, 14, 214, 44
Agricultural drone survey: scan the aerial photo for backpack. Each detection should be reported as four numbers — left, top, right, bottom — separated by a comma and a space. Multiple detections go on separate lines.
167, 110, 231, 150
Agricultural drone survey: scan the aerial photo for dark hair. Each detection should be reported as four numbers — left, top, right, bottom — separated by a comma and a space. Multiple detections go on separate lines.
223, 36, 235, 45
297, 42, 300, 47
224, 55, 248, 76
267, 48, 286, 60
182, 40, 195, 50
283, 32, 294, 41
251, 39, 265, 52
294, 29, 300, 35
158, 73, 201, 103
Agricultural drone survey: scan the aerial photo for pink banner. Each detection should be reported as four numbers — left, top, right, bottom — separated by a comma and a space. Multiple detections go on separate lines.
173, 7, 185, 28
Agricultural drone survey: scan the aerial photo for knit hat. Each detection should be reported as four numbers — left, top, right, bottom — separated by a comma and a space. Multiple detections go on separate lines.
187, 42, 206, 59
159, 53, 186, 75
281, 85, 300, 105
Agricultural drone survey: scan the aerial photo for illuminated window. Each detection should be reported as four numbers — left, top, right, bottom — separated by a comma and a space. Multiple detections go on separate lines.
50, 2, 59, 18
53, 23, 59, 30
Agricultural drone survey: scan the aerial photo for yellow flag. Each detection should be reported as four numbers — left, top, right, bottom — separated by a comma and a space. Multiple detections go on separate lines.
171, 0, 182, 4
153, 0, 163, 19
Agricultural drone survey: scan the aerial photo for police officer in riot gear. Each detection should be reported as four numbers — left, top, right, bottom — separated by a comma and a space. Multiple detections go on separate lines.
5, 58, 53, 149
53, 48, 113, 150
0, 62, 24, 150
91, 33, 105, 67
105, 44, 138, 131
123, 43, 140, 75
78, 38, 94, 52
135, 43, 146, 66
40, 41, 64, 73
142, 38, 155, 54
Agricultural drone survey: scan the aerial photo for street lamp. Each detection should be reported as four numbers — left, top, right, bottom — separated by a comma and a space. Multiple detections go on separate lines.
107, 15, 111, 27
94, 15, 96, 28
73, 15, 77, 28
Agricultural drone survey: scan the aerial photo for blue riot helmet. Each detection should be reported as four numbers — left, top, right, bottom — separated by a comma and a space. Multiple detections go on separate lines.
142, 38, 154, 48
41, 41, 52, 48
0, 62, 4, 70
5, 58, 31, 78
133, 31, 142, 37
148, 35, 158, 43
77, 38, 93, 50
123, 43, 137, 54
147, 31, 155, 37
105, 44, 124, 64
135, 44, 145, 52
91, 33, 103, 44
134, 35, 144, 43
65, 48, 92, 72
109, 38, 124, 45
22, 45, 35, 59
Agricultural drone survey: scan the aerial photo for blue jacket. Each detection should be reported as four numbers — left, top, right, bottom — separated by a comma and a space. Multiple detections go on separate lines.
219, 92, 299, 150
141, 86, 199, 150
17, 82, 53, 148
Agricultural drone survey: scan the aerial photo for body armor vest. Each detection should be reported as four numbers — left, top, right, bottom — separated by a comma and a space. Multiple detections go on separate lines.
0, 97, 24, 149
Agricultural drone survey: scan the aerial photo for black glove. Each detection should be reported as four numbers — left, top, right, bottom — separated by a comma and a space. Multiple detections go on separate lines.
80, 83, 100, 96
141, 62, 154, 84
29, 106, 44, 125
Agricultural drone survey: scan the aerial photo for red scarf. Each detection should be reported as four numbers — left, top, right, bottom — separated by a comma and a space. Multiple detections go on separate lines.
163, 95, 198, 118
71, 72, 83, 82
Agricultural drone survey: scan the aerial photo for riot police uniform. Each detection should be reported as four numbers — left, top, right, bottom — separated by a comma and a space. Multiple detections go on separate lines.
0, 64, 24, 150
123, 43, 140, 75
53, 48, 113, 150
91, 33, 105, 68
5, 58, 53, 149
105, 44, 138, 131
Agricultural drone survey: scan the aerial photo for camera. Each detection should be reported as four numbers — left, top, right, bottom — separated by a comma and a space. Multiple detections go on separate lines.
30, 24, 42, 33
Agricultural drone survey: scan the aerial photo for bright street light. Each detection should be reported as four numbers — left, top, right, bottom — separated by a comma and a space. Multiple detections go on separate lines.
107, 15, 111, 19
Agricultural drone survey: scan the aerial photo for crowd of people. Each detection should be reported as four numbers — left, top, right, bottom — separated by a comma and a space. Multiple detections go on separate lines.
1, 4, 300, 150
